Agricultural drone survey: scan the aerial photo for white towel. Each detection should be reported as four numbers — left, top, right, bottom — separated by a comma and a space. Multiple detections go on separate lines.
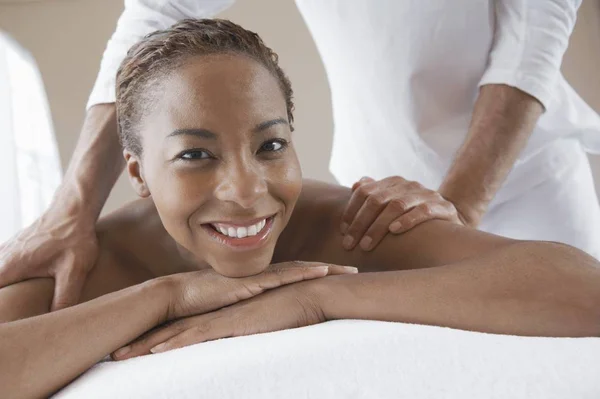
54, 320, 600, 398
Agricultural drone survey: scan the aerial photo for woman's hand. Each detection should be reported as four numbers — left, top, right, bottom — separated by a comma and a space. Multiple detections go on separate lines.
340, 176, 465, 251
112, 271, 340, 360
165, 262, 356, 322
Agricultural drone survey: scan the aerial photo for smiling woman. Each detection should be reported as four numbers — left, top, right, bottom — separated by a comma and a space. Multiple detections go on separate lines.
116, 20, 301, 276
1, 18, 600, 399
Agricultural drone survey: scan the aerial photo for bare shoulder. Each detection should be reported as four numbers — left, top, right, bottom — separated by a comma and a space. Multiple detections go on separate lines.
80, 198, 164, 302
275, 179, 515, 271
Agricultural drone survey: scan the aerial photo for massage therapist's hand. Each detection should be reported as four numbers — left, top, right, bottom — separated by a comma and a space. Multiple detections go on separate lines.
113, 262, 358, 360
341, 176, 466, 251
0, 200, 99, 311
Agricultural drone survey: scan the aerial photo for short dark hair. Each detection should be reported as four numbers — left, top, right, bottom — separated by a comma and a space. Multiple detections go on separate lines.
116, 18, 295, 156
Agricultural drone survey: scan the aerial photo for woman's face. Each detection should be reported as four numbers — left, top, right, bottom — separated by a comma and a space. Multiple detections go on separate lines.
125, 54, 302, 277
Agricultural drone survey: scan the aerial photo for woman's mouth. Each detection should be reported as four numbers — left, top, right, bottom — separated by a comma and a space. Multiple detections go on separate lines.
202, 215, 275, 250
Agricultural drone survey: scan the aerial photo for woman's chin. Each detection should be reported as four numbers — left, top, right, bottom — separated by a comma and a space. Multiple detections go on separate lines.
209, 252, 274, 278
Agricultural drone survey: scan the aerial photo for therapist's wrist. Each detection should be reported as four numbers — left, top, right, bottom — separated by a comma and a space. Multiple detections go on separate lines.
50, 180, 100, 223
438, 188, 486, 228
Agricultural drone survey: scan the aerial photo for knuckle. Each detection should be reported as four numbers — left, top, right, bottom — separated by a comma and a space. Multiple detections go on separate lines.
419, 204, 433, 217
367, 193, 386, 207
285, 261, 306, 270
407, 181, 422, 190
389, 175, 405, 185
354, 184, 371, 198
432, 191, 445, 201
389, 199, 408, 212
171, 321, 187, 334
193, 322, 211, 335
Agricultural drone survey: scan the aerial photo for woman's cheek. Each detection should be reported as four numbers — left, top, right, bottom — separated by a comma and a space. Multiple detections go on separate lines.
153, 168, 210, 231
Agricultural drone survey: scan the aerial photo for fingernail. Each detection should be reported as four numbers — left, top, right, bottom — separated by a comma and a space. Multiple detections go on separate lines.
314, 265, 329, 274
114, 346, 131, 358
389, 222, 402, 232
342, 266, 359, 273
340, 223, 349, 234
150, 343, 166, 354
342, 235, 354, 249
359, 236, 372, 251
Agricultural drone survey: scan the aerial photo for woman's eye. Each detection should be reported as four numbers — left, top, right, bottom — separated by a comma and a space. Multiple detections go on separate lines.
259, 139, 288, 153
178, 149, 212, 160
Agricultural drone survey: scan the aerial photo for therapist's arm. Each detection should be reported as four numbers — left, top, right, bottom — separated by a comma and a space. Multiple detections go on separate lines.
438, 84, 543, 227
439, 0, 581, 227
0, 0, 235, 311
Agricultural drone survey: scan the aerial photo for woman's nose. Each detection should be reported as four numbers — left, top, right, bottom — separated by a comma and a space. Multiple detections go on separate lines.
213, 161, 268, 208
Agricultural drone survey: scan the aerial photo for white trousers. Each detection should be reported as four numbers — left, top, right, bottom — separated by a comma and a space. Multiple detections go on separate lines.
480, 140, 600, 260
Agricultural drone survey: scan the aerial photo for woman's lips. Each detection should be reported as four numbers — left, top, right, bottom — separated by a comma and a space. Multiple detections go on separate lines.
202, 216, 275, 251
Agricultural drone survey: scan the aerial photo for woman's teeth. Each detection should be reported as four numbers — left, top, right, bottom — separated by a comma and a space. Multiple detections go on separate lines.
211, 219, 267, 238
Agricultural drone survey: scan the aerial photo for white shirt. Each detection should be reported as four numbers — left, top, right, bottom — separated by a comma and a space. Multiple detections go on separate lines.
88, 0, 600, 192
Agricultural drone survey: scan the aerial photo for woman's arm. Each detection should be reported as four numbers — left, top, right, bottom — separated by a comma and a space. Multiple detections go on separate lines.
115, 240, 600, 358
0, 278, 170, 399
310, 241, 600, 337
0, 236, 346, 399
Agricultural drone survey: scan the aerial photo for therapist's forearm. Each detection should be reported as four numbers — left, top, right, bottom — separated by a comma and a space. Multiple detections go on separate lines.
314, 241, 600, 337
438, 84, 543, 227
0, 279, 169, 399
57, 103, 122, 221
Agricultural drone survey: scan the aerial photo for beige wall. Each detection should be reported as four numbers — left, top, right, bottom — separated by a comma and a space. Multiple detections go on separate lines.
0, 0, 599, 215
562, 0, 600, 188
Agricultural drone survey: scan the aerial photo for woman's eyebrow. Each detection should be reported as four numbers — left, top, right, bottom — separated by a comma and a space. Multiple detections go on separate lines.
166, 118, 287, 139
167, 128, 216, 139
253, 118, 288, 133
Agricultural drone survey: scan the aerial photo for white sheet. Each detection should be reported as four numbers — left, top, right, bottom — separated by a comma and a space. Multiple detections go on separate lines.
54, 320, 600, 398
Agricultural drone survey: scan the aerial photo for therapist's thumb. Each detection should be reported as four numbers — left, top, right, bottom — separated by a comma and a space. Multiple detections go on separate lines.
51, 269, 86, 311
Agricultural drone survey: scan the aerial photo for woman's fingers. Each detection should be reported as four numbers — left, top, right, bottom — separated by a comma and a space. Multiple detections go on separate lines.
169, 263, 357, 320
115, 312, 227, 360
222, 263, 358, 304
323, 264, 360, 275
112, 321, 183, 360
149, 318, 221, 354
247, 263, 357, 292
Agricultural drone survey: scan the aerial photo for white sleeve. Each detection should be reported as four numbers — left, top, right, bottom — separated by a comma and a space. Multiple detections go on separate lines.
479, 0, 582, 109
87, 0, 235, 109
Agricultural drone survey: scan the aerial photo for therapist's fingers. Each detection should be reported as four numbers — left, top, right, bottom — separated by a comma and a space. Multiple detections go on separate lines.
351, 176, 374, 192
343, 194, 419, 250
358, 200, 417, 251
341, 177, 376, 234
388, 202, 452, 234
51, 266, 87, 311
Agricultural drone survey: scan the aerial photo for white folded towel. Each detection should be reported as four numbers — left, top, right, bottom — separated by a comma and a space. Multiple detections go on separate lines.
54, 320, 600, 398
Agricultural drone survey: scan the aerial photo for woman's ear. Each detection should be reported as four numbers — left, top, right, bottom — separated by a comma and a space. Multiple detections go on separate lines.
124, 149, 151, 198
